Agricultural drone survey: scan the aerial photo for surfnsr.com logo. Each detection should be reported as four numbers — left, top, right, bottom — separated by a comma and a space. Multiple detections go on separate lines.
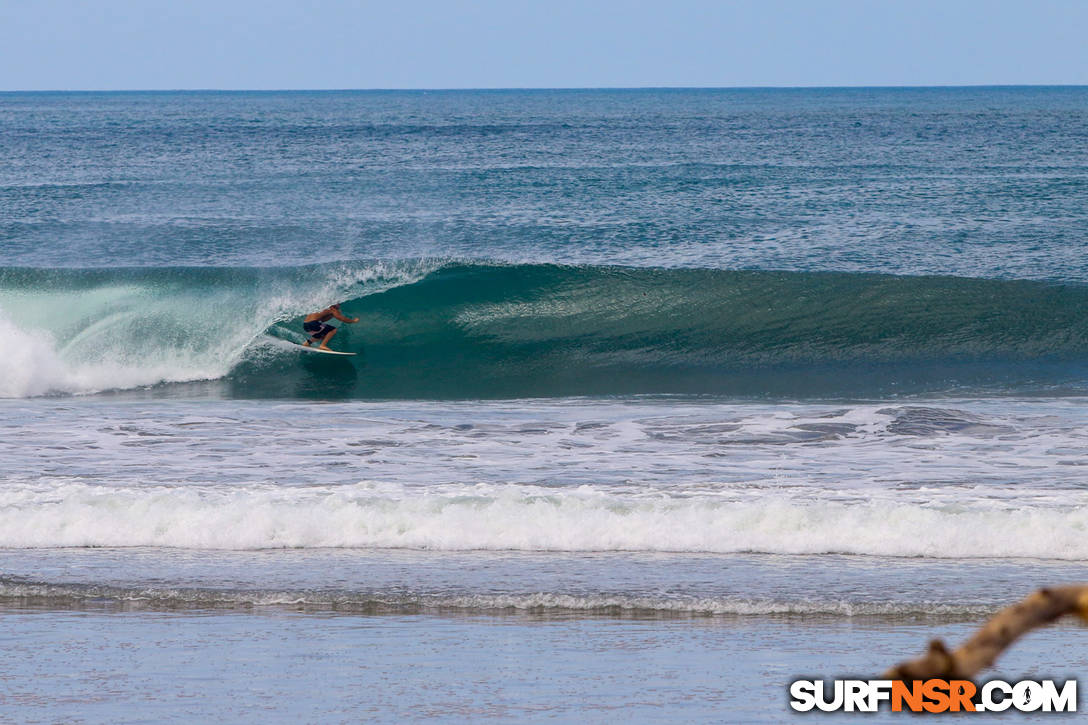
789, 679, 1077, 713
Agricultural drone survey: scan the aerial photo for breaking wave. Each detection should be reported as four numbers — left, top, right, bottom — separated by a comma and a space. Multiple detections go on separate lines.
3, 261, 1088, 398
2, 480, 1087, 560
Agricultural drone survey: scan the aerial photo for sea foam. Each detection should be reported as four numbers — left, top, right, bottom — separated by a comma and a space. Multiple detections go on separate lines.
2, 481, 1085, 559
0, 261, 429, 397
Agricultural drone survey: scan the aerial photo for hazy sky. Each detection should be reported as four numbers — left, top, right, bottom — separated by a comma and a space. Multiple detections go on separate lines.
2, 0, 1086, 90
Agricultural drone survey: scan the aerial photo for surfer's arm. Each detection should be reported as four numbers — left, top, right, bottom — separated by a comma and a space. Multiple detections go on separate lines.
330, 309, 359, 323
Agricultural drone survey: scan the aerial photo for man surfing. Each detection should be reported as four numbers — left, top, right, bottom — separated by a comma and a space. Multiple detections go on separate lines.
302, 303, 359, 351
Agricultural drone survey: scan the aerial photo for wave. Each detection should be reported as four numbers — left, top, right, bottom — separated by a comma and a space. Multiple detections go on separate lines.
3, 261, 1088, 399
0, 578, 993, 618
2, 481, 1087, 560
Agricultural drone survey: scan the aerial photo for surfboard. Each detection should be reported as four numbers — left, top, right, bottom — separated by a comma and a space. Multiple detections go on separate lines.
291, 343, 356, 356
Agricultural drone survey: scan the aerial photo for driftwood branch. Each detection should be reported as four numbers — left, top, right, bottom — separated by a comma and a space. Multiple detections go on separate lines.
884, 585, 1088, 680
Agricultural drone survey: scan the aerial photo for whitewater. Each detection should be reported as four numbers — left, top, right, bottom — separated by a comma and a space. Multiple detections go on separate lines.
2, 397, 1086, 558
3, 87, 1088, 722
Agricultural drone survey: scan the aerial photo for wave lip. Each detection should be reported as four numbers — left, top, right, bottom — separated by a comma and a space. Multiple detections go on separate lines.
2, 481, 1086, 560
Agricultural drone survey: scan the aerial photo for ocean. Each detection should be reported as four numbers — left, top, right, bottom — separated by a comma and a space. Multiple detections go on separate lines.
2, 87, 1088, 722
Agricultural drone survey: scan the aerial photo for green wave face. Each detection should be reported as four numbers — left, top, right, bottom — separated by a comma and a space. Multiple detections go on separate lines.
244, 263, 1088, 398
4, 262, 1088, 399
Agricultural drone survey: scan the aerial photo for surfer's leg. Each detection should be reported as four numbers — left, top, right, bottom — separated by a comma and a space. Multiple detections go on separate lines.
318, 327, 338, 350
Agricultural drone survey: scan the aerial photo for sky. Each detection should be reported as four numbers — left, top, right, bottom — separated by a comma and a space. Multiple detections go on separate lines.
1, 0, 1086, 90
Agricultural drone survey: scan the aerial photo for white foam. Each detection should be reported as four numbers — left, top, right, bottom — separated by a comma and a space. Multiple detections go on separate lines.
2, 480, 1086, 559
0, 315, 73, 397
0, 261, 435, 397
0, 307, 238, 397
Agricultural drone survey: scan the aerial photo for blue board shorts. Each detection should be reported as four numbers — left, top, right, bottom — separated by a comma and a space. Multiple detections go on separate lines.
303, 320, 334, 339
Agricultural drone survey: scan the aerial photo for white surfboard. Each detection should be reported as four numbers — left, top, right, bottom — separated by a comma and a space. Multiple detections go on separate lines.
292, 343, 356, 356
261, 335, 358, 357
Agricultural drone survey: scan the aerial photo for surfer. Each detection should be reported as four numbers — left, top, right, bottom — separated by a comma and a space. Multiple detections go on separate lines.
302, 303, 359, 351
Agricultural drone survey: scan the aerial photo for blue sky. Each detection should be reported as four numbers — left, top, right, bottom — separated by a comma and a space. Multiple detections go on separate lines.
2, 0, 1086, 90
